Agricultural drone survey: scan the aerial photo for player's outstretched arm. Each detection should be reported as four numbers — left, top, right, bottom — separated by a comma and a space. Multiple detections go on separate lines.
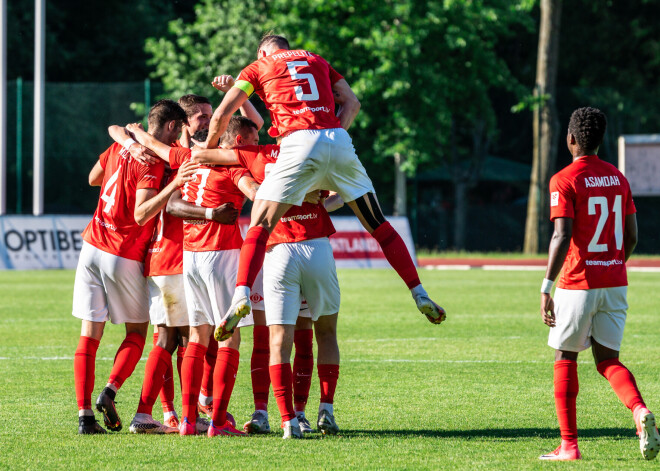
205, 87, 249, 149
125, 123, 172, 163
165, 189, 239, 224
211, 75, 264, 131
108, 125, 158, 165
237, 175, 260, 202
623, 213, 638, 261
190, 148, 240, 166
88, 161, 104, 187
133, 160, 199, 226
540, 217, 573, 327
332, 79, 361, 130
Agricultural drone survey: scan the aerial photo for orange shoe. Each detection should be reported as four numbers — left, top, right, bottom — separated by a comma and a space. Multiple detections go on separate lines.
634, 407, 660, 460
198, 401, 213, 418
539, 440, 581, 461
163, 414, 179, 429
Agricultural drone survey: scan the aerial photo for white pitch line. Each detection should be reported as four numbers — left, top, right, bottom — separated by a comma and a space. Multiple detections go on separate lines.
424, 265, 660, 273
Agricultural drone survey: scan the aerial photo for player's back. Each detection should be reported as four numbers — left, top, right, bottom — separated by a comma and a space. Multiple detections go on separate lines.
180, 165, 247, 252
82, 143, 164, 262
238, 50, 342, 134
551, 155, 635, 289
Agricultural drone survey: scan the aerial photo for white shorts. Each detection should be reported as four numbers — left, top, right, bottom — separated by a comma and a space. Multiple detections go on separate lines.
264, 238, 340, 325
148, 275, 189, 327
548, 286, 628, 352
72, 242, 149, 325
299, 299, 311, 319
183, 249, 264, 327
256, 128, 375, 206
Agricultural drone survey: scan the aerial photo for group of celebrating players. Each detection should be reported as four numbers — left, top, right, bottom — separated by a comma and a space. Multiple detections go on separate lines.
71, 33, 660, 460
72, 34, 444, 440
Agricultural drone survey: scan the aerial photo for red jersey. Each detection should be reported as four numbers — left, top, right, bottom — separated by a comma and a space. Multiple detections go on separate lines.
236, 49, 343, 136
170, 147, 248, 252
549, 155, 636, 289
82, 143, 164, 262
144, 171, 184, 276
234, 145, 335, 246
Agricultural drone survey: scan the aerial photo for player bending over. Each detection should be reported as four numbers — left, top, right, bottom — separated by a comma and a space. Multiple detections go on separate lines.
539, 107, 660, 461
203, 35, 445, 334
73, 100, 195, 434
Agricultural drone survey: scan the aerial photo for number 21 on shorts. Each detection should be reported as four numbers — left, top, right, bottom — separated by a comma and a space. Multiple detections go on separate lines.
588, 195, 623, 252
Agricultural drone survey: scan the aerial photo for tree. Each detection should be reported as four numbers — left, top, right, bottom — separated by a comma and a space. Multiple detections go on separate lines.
523, 0, 561, 254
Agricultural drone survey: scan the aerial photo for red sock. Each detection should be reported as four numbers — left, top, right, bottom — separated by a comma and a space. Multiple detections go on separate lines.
597, 358, 646, 411
554, 360, 579, 441
371, 222, 420, 289
136, 345, 172, 415
181, 342, 207, 423
293, 329, 314, 412
200, 338, 218, 398
107, 332, 146, 389
318, 364, 339, 404
152, 334, 175, 413
212, 347, 240, 425
176, 345, 186, 389
251, 325, 271, 410
270, 363, 295, 422
74, 336, 100, 410
236, 226, 270, 288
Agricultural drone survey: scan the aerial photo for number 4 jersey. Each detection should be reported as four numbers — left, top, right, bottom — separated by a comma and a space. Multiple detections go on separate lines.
82, 143, 165, 262
549, 155, 636, 289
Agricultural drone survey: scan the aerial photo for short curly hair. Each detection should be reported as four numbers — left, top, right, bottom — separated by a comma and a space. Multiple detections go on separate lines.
568, 107, 607, 152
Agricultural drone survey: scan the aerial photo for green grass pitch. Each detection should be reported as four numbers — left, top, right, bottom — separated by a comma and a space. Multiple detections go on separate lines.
1, 268, 659, 470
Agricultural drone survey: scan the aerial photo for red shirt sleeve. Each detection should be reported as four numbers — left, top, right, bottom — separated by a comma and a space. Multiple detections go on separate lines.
169, 147, 191, 170
237, 62, 261, 94
234, 146, 260, 171
228, 166, 249, 187
549, 173, 575, 220
328, 64, 344, 84
623, 179, 637, 215
137, 161, 165, 190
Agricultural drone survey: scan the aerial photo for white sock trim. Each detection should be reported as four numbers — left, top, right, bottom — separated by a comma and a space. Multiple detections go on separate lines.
319, 402, 334, 414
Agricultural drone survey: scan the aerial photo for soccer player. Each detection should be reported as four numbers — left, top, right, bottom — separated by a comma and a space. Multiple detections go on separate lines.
192, 117, 343, 438
73, 100, 193, 434
203, 34, 445, 336
539, 107, 660, 461
125, 121, 259, 437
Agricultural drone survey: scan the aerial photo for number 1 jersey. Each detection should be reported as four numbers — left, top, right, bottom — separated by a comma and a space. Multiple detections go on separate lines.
549, 155, 636, 289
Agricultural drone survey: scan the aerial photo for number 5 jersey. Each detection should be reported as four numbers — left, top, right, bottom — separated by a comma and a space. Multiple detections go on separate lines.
549, 154, 636, 289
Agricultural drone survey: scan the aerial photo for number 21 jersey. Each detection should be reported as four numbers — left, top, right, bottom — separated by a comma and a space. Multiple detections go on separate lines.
549, 155, 636, 289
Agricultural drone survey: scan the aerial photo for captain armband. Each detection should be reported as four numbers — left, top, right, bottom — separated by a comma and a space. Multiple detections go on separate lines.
233, 80, 254, 97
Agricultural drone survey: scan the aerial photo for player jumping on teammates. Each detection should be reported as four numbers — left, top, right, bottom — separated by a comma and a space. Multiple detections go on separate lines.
539, 107, 660, 461
202, 35, 445, 339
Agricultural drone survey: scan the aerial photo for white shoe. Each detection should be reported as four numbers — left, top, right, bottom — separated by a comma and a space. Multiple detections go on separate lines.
215, 296, 252, 341
297, 413, 313, 433
636, 409, 660, 460
243, 410, 271, 434
415, 295, 446, 325
282, 420, 302, 439
317, 409, 339, 435
129, 413, 178, 434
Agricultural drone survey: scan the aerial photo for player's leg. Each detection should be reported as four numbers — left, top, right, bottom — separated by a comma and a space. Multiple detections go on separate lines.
591, 286, 660, 460
270, 324, 300, 438
208, 331, 245, 436
198, 331, 218, 418
293, 313, 314, 432
314, 313, 340, 435
218, 199, 292, 341
345, 194, 445, 323
246, 308, 272, 434
152, 329, 176, 423
130, 324, 179, 434
75, 320, 106, 434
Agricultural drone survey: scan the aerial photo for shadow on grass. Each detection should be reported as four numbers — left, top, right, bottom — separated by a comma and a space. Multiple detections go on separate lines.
334, 428, 634, 440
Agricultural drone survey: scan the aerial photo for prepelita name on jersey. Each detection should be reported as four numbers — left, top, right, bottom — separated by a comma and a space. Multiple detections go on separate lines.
271, 50, 313, 60
584, 175, 621, 188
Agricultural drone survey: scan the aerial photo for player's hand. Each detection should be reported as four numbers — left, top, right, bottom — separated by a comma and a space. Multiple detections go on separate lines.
303, 190, 322, 205
540, 293, 556, 327
212, 75, 235, 93
126, 122, 144, 133
128, 143, 158, 166
212, 202, 239, 225
174, 160, 200, 186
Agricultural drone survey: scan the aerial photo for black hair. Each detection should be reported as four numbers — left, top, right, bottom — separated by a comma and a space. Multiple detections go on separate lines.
147, 99, 187, 131
178, 94, 211, 118
257, 34, 290, 54
220, 116, 258, 146
568, 107, 607, 152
